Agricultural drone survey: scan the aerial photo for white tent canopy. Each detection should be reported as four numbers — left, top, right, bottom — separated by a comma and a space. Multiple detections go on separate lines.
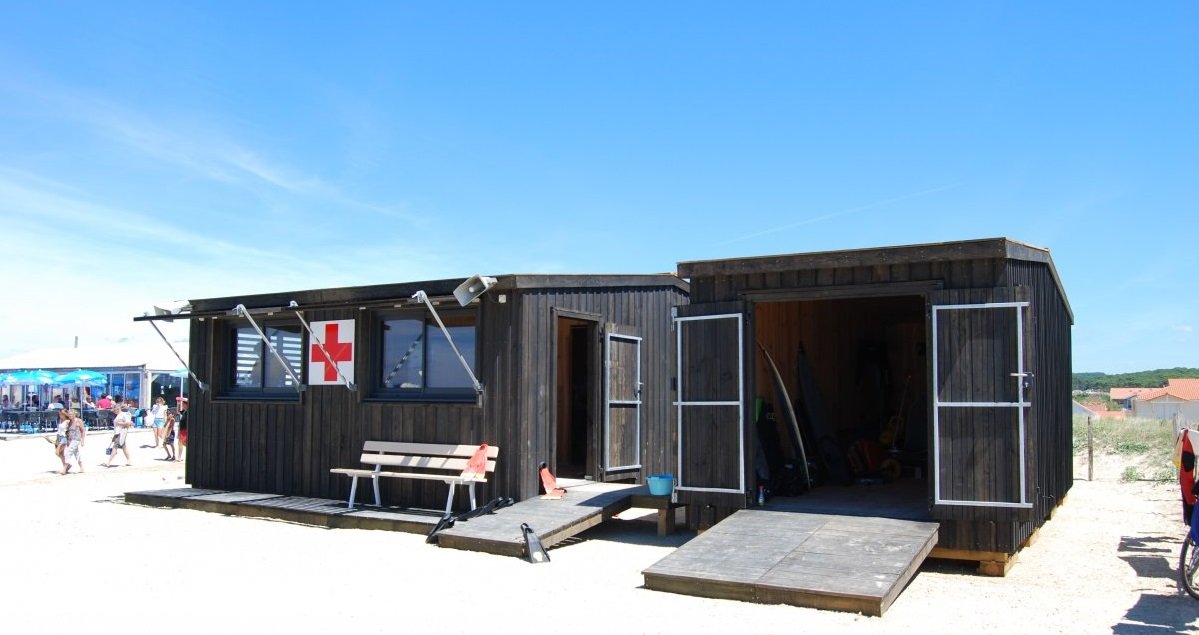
0, 341, 187, 373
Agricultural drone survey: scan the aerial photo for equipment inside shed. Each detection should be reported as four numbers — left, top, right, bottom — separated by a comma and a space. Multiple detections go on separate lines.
752, 295, 930, 505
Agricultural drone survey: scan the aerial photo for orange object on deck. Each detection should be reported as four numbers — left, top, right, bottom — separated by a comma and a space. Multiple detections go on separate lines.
539, 462, 566, 499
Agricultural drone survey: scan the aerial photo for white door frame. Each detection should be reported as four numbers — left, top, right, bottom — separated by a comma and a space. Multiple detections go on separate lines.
673, 313, 745, 495
931, 300, 1032, 509
604, 331, 642, 472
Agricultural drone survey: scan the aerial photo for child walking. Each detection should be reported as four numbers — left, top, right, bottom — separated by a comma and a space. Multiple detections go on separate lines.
162, 413, 177, 461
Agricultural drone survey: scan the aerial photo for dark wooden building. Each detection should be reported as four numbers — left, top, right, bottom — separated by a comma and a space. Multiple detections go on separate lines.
143, 274, 688, 511
673, 238, 1073, 558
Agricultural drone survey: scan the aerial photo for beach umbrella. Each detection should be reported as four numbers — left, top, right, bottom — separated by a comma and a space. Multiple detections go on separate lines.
54, 369, 108, 386
3, 370, 56, 408
6, 370, 57, 385
54, 369, 108, 407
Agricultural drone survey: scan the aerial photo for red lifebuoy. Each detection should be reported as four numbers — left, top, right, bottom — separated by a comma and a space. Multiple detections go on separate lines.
1181, 431, 1197, 524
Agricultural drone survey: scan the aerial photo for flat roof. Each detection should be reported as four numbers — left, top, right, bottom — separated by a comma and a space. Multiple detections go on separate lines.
676, 237, 1071, 322
140, 273, 688, 321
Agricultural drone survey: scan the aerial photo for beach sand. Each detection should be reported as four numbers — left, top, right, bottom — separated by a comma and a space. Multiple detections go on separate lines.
1, 430, 1194, 634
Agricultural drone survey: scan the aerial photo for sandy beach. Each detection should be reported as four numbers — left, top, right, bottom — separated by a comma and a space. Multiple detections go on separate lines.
1, 430, 1194, 635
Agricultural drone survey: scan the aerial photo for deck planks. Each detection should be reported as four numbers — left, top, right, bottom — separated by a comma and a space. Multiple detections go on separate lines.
132, 485, 938, 615
436, 482, 638, 557
643, 509, 938, 616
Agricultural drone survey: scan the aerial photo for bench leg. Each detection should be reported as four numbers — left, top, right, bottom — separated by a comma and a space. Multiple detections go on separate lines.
443, 483, 457, 518
373, 476, 381, 507
468, 482, 477, 511
347, 476, 359, 511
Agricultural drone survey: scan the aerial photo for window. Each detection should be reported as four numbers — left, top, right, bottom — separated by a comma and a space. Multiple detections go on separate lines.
226, 322, 304, 397
374, 309, 477, 401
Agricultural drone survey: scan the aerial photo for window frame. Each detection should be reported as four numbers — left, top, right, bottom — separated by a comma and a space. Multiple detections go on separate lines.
219, 317, 306, 401
367, 306, 479, 403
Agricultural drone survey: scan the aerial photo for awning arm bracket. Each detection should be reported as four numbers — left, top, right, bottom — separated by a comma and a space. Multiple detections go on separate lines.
288, 301, 356, 391
146, 321, 208, 393
412, 291, 483, 394
234, 304, 306, 392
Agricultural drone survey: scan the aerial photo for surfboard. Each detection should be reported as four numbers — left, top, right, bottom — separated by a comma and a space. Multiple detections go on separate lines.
757, 341, 811, 491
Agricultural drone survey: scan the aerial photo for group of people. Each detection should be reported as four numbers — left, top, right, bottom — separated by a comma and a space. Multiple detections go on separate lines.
51, 395, 189, 474
50, 409, 87, 474
3, 391, 116, 411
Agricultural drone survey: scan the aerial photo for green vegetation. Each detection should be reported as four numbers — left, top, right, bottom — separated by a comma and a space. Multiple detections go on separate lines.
1121, 466, 1143, 482
1073, 367, 1199, 392
1073, 415, 1177, 483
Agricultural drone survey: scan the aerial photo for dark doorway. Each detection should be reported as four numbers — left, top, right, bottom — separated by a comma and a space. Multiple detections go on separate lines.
555, 316, 597, 479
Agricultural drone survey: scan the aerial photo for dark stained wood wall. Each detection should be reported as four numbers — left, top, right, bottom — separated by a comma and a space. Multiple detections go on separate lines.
507, 285, 689, 500
184, 279, 687, 511
681, 242, 1073, 555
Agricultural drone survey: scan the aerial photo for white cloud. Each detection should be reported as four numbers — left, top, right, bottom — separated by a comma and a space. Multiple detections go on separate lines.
0, 168, 451, 359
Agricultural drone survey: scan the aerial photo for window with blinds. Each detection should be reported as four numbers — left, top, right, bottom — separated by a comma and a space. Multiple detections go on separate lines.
227, 322, 304, 396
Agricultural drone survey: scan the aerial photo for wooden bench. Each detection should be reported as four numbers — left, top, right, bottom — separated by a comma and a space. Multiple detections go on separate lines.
330, 441, 499, 517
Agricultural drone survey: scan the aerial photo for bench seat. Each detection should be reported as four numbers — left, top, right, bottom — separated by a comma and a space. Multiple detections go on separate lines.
330, 441, 499, 517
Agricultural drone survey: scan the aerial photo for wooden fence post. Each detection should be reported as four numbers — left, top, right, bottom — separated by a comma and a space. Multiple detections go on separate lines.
1087, 415, 1093, 482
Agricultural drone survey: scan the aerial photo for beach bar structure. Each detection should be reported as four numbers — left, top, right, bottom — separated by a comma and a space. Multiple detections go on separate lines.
668, 237, 1074, 563
136, 275, 688, 511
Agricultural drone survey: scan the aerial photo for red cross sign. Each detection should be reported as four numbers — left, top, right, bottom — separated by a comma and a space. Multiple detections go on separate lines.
308, 319, 354, 385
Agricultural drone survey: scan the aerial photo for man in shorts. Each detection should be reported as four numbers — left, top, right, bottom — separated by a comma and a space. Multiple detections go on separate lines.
102, 404, 135, 467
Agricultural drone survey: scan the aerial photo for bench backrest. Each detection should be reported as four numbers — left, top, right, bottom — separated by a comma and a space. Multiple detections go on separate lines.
359, 441, 499, 473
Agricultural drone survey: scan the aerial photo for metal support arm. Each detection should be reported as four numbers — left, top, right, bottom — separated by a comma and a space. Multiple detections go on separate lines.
147, 320, 208, 393
412, 290, 483, 394
289, 302, 356, 391
234, 304, 305, 392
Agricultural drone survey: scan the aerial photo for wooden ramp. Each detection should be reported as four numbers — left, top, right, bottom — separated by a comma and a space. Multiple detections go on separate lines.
436, 482, 638, 557
642, 510, 938, 616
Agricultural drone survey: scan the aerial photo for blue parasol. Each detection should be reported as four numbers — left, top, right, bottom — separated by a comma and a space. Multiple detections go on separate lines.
54, 369, 108, 385
6, 369, 57, 386
2, 370, 56, 408
54, 369, 108, 407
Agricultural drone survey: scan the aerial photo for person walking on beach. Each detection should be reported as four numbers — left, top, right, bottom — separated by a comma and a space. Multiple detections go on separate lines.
62, 410, 85, 474
149, 397, 167, 448
51, 409, 69, 472
175, 397, 188, 462
103, 404, 134, 467
161, 413, 177, 461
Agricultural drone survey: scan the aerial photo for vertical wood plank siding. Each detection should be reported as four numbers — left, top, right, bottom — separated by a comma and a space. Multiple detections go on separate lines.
186, 282, 686, 511
682, 244, 1072, 556
512, 286, 686, 498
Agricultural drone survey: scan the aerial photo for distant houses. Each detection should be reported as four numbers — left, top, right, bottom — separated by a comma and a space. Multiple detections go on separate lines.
1108, 378, 1199, 424
1110, 387, 1154, 410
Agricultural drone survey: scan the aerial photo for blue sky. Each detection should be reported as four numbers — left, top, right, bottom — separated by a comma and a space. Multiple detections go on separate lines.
0, 2, 1195, 373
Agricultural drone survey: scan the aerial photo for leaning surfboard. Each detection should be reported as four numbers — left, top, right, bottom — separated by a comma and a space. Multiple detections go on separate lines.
757, 341, 811, 491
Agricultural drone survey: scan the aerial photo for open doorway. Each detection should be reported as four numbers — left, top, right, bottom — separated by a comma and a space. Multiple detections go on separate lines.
555, 315, 598, 479
752, 295, 931, 520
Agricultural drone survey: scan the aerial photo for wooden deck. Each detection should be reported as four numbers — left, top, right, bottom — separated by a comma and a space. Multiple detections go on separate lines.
125, 481, 652, 552
436, 481, 641, 556
642, 509, 938, 616
763, 477, 931, 521
125, 487, 446, 533
131, 483, 939, 615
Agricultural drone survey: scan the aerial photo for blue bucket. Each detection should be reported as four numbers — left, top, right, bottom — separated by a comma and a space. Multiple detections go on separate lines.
647, 474, 674, 496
